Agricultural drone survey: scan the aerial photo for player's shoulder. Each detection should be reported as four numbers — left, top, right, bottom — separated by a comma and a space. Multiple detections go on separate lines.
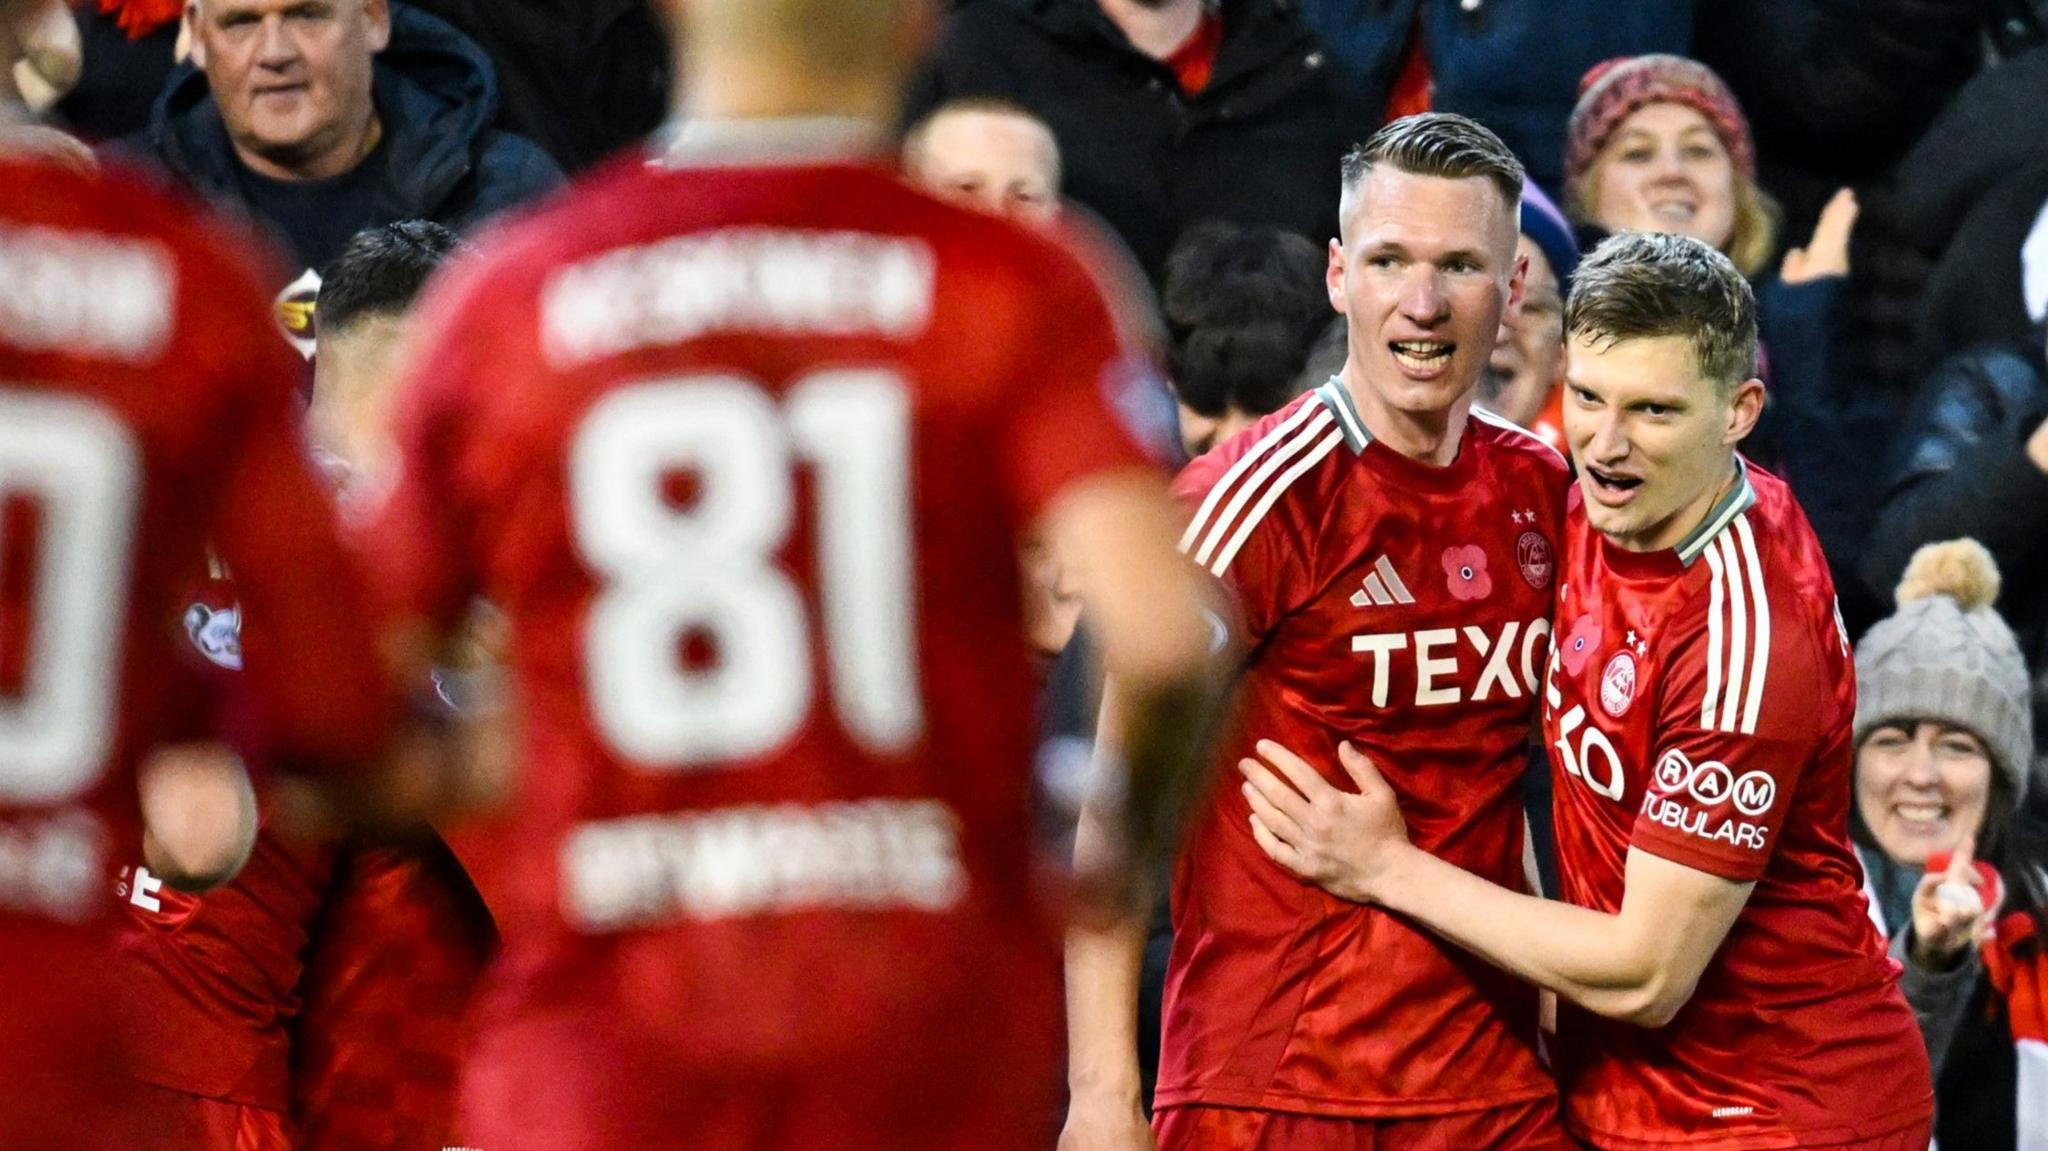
1469, 404, 1571, 478
0, 155, 291, 412
1662, 459, 1843, 694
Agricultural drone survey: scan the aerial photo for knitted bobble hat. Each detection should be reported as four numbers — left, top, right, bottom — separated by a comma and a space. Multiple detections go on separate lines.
1853, 539, 2034, 800
1564, 55, 1756, 190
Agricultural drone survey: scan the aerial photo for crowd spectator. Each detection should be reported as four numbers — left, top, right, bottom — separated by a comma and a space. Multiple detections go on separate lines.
1159, 220, 1326, 457
1480, 181, 1577, 450
401, 0, 668, 172
1862, 340, 2048, 759
1292, 0, 1689, 196
904, 97, 1080, 661
51, 2, 181, 141
1851, 539, 2048, 1150
1561, 53, 1887, 630
1891, 46, 2048, 377
904, 0, 1374, 284
127, 0, 560, 343
904, 97, 1062, 225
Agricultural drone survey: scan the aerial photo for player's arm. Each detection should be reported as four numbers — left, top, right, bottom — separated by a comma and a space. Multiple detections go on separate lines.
1241, 741, 1750, 1027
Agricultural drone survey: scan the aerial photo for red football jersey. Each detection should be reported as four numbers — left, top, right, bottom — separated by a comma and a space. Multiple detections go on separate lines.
1543, 460, 1932, 1150
365, 134, 1159, 1151
113, 824, 335, 1111
1157, 384, 1568, 1118
0, 154, 395, 1143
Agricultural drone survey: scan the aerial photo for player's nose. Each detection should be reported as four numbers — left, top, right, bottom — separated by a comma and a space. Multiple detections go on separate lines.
1396, 267, 1447, 325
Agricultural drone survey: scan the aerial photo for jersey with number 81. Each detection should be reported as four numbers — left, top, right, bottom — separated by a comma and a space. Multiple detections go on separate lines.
1543, 461, 1930, 1151
365, 149, 1160, 1151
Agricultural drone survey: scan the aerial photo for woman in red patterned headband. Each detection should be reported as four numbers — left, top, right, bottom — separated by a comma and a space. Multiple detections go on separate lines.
1563, 54, 1784, 278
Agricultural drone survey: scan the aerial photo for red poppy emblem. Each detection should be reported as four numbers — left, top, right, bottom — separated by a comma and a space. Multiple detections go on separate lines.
1441, 545, 1493, 601
1561, 615, 1603, 675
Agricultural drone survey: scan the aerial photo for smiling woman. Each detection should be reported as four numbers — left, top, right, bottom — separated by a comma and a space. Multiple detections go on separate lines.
1848, 538, 2048, 1148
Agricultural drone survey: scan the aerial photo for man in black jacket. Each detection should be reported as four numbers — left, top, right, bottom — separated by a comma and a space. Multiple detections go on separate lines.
1865, 342, 2048, 796
904, 0, 1374, 285
129, 0, 560, 348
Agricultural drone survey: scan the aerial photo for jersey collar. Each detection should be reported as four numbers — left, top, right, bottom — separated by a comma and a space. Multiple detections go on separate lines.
1314, 375, 1372, 454
1672, 456, 1757, 567
650, 116, 888, 170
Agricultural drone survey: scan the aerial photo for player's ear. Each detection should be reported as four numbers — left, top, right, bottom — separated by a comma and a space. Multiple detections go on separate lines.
1502, 247, 1528, 327
1723, 377, 1765, 446
1326, 238, 1347, 315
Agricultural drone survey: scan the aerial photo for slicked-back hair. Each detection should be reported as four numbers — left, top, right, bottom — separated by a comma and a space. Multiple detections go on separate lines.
1339, 112, 1525, 228
317, 220, 465, 334
1566, 231, 1758, 393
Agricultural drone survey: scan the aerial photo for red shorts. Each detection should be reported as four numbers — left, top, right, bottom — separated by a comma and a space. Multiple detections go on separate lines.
1154, 1096, 1573, 1151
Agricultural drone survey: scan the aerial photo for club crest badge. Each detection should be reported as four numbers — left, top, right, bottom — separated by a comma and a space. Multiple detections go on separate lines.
1599, 649, 1637, 717
1516, 531, 1553, 590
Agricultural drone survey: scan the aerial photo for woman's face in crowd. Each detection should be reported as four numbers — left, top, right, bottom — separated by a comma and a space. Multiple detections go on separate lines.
1855, 721, 1995, 868
1589, 103, 1738, 253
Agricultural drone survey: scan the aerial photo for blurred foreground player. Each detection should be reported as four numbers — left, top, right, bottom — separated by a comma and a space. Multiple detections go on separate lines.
0, 20, 396, 1145
107, 221, 488, 1151
1243, 234, 1933, 1149
361, 1, 1225, 1148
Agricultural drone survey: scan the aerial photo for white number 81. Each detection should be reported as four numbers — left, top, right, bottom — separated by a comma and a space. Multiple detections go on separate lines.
569, 371, 922, 768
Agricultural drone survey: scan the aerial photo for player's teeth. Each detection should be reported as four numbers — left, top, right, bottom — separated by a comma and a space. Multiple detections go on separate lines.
1392, 344, 1450, 370
1895, 803, 1946, 822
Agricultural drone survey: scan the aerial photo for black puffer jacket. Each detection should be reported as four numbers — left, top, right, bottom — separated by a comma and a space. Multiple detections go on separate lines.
905, 0, 1375, 284
131, 4, 561, 274
1863, 345, 2048, 751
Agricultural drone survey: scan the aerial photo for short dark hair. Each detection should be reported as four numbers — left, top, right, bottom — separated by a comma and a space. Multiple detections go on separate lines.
1163, 222, 1328, 418
317, 220, 465, 334
1565, 231, 1758, 391
1341, 112, 1525, 220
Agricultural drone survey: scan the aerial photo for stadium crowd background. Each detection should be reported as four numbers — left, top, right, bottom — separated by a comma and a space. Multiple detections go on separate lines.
9, 0, 2048, 1145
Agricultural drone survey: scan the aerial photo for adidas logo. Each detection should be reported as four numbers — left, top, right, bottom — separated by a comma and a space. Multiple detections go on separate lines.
1350, 556, 1416, 607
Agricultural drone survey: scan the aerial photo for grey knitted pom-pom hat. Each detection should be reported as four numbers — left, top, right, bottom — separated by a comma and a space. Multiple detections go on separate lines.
1853, 539, 2033, 799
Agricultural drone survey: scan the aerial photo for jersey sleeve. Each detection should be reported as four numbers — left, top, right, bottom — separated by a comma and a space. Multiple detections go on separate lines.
1169, 452, 1299, 645
998, 234, 1164, 529
1629, 551, 1831, 882
207, 291, 398, 775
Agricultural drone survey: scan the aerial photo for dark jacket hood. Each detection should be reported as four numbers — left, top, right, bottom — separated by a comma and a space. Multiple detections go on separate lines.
145, 3, 502, 216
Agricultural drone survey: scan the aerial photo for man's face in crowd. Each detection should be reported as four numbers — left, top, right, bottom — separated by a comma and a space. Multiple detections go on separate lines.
188, 0, 389, 178
1328, 166, 1523, 424
310, 310, 406, 501
1484, 237, 1564, 427
1562, 330, 1761, 552
1588, 102, 1738, 253
908, 109, 1060, 224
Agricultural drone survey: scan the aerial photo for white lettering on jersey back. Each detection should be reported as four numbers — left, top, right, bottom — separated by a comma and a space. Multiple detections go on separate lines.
1350, 618, 1551, 708
0, 226, 173, 361
0, 811, 104, 921
542, 229, 936, 368
560, 798, 965, 932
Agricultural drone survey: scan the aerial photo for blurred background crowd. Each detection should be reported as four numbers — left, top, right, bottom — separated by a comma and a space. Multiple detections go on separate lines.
10, 0, 2048, 1144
